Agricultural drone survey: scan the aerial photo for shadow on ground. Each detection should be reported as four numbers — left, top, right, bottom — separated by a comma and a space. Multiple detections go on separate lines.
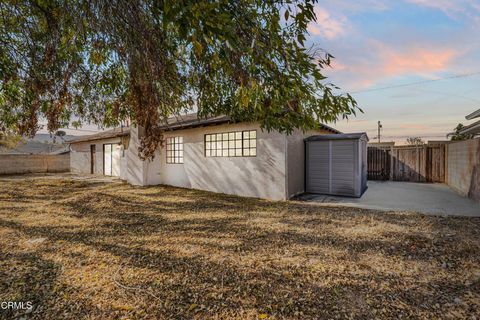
0, 177, 479, 319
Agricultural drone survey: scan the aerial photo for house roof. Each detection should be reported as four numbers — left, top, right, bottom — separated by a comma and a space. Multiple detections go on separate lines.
68, 113, 340, 143
466, 108, 480, 120
305, 132, 368, 142
67, 127, 130, 144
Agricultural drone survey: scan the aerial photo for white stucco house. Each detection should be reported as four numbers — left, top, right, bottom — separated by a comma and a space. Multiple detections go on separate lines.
68, 114, 339, 200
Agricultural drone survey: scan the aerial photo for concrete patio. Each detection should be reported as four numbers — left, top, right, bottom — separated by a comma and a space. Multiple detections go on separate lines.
297, 181, 479, 216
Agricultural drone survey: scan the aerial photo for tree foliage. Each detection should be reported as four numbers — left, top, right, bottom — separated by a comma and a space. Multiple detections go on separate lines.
0, 0, 360, 158
406, 137, 425, 146
450, 123, 474, 141
0, 130, 23, 149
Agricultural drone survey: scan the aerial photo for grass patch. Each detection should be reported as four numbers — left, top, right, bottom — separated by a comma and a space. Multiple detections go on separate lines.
0, 176, 479, 319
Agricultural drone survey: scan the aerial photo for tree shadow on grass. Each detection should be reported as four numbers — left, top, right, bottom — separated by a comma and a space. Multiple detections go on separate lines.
0, 179, 479, 318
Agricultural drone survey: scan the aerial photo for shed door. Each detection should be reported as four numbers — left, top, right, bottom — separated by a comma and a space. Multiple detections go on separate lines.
331, 140, 356, 196
306, 141, 330, 194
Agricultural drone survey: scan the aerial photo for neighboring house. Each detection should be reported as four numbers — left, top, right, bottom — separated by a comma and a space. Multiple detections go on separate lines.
459, 108, 480, 136
68, 114, 339, 200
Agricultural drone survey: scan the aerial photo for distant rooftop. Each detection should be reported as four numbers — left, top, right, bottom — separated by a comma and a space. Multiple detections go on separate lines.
466, 108, 480, 120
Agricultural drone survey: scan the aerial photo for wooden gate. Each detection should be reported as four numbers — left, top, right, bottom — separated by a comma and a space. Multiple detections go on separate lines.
426, 144, 446, 183
367, 147, 391, 180
368, 143, 446, 183
392, 146, 426, 182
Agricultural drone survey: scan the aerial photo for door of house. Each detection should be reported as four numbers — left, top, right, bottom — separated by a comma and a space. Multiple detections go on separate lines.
103, 144, 122, 177
90, 145, 96, 174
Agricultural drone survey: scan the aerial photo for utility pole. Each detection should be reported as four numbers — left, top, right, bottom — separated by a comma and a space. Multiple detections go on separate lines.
377, 121, 382, 143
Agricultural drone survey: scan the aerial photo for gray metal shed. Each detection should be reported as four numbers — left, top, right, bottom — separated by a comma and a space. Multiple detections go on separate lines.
305, 133, 369, 197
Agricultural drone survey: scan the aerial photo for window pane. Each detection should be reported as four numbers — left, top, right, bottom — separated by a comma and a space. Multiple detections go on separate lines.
250, 139, 256, 148
235, 149, 242, 156
244, 140, 250, 148
250, 130, 256, 138
216, 133, 222, 141
222, 149, 228, 157
222, 133, 228, 140
206, 149, 211, 157
243, 148, 250, 156
206, 135, 211, 142
235, 132, 242, 139
229, 132, 235, 140
235, 140, 242, 148
243, 131, 249, 139
250, 148, 257, 156
228, 149, 235, 156
206, 142, 210, 149
229, 140, 234, 148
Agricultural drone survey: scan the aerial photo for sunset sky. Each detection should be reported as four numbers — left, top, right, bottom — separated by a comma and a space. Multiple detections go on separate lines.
46, 0, 480, 143
309, 0, 480, 143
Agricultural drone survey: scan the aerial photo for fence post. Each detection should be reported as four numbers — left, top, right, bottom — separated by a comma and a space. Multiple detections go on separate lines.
390, 145, 394, 181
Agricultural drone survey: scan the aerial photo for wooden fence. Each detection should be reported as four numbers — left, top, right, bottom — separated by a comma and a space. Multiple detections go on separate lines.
368, 143, 446, 183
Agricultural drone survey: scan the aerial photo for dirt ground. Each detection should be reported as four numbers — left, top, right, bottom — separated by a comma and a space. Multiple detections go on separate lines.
0, 176, 479, 319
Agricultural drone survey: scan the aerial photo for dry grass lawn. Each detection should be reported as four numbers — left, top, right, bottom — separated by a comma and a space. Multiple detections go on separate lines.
0, 176, 479, 319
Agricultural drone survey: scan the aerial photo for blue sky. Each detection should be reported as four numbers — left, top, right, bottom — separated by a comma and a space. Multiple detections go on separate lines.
308, 0, 480, 143
45, 0, 480, 143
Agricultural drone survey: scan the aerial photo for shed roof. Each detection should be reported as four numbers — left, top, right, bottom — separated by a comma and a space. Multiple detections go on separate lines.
305, 132, 369, 142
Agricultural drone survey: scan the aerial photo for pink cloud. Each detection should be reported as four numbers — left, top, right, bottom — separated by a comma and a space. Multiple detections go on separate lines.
326, 41, 461, 90
381, 46, 458, 77
307, 7, 346, 39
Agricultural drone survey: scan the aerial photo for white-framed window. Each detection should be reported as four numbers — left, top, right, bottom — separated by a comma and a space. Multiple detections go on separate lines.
166, 137, 183, 164
204, 130, 256, 157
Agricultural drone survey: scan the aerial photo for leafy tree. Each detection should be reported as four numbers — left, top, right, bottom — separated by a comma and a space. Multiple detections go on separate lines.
0, 0, 360, 159
406, 137, 424, 146
0, 130, 23, 149
450, 123, 474, 141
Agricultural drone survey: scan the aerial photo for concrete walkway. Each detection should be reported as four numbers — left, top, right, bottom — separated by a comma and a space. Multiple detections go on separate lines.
298, 181, 479, 217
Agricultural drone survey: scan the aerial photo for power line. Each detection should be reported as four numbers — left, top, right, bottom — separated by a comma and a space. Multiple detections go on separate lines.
349, 71, 480, 94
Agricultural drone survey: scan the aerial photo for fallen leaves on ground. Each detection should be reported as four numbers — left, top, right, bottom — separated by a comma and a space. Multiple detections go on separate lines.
0, 175, 479, 319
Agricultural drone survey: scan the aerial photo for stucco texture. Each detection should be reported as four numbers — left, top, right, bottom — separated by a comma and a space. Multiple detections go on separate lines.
70, 123, 331, 200
70, 137, 126, 178
151, 123, 286, 200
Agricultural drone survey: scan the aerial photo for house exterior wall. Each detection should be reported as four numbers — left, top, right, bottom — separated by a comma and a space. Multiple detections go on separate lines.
447, 138, 480, 202
69, 124, 334, 200
286, 129, 331, 198
142, 123, 287, 200
70, 137, 125, 177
